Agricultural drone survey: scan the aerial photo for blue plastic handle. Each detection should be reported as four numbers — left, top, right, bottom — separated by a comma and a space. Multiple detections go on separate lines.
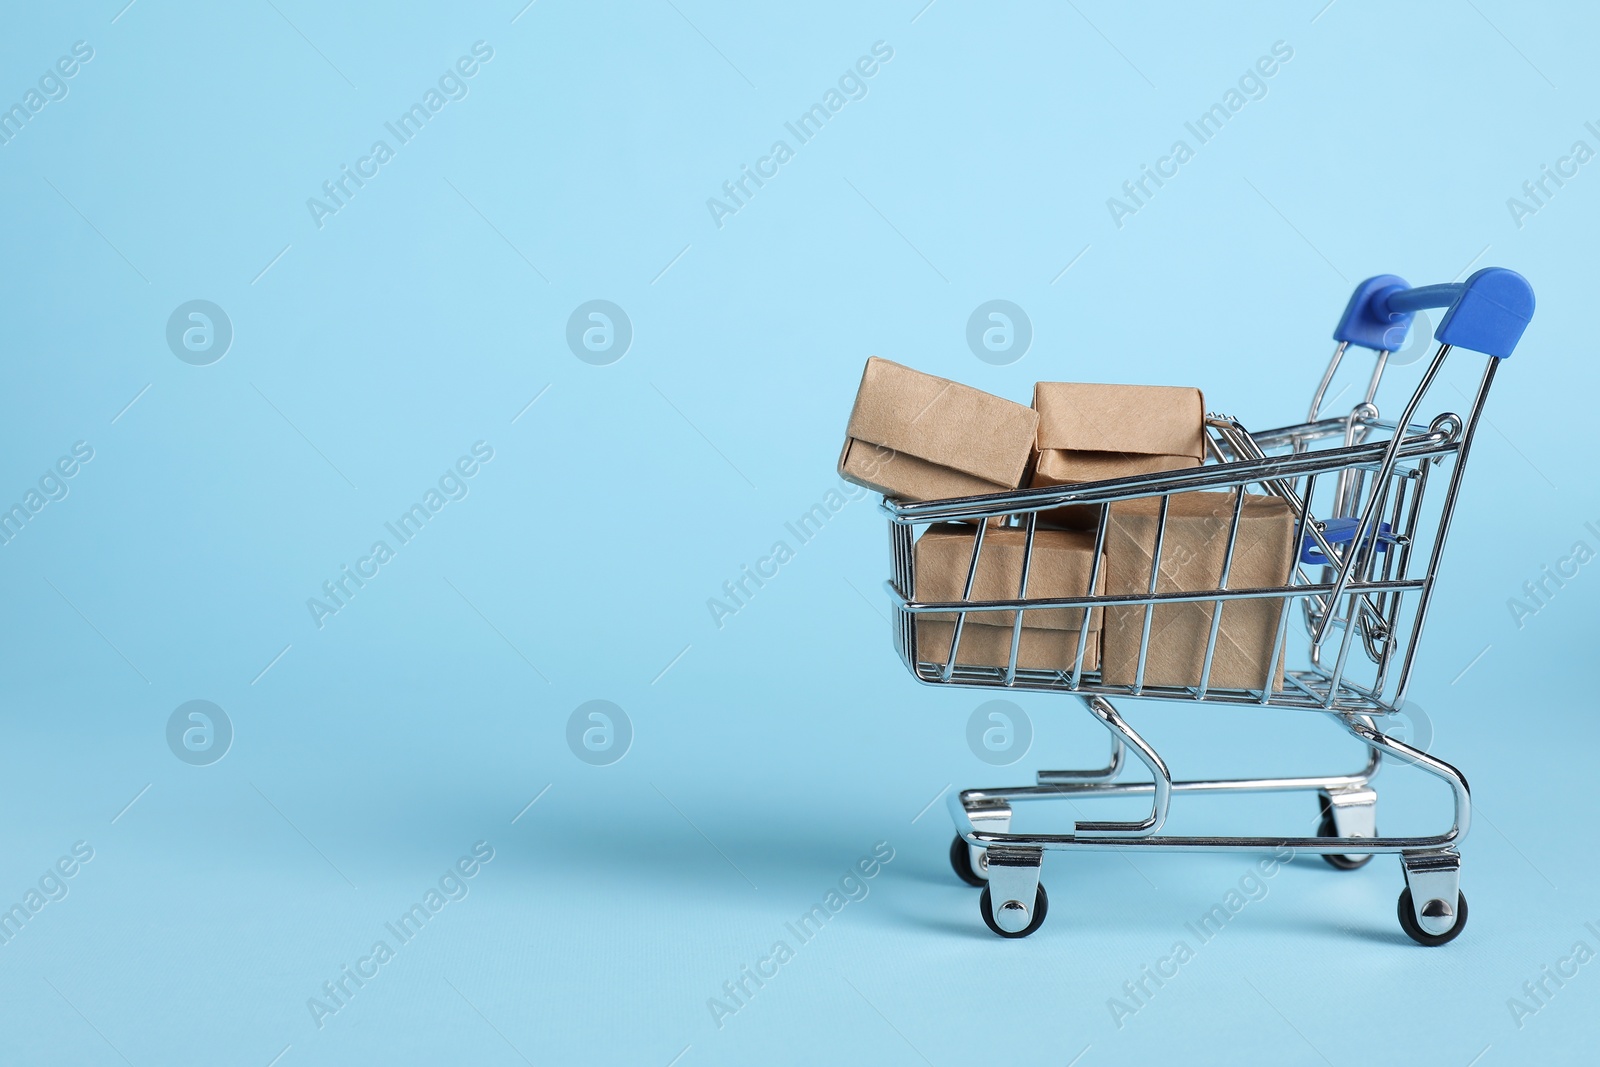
1333, 267, 1534, 358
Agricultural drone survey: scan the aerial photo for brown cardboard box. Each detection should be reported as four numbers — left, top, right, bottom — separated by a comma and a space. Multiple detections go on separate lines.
839, 357, 1038, 502
913, 523, 1103, 672
1030, 382, 1206, 527
1100, 491, 1297, 690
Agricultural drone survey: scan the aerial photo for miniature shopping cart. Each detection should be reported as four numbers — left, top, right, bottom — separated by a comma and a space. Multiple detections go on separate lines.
882, 268, 1533, 945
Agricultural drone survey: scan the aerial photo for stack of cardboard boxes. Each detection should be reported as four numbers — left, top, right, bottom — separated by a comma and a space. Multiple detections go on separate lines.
840, 357, 1296, 690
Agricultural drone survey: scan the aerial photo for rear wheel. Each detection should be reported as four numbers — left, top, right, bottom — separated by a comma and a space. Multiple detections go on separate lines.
949, 835, 986, 887
1318, 797, 1374, 870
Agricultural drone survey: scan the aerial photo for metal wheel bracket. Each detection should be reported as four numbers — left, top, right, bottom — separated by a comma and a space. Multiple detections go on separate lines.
984, 846, 1043, 934
1322, 786, 1377, 842
1401, 850, 1462, 936
963, 799, 1012, 880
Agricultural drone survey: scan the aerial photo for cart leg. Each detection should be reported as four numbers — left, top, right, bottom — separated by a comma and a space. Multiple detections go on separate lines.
963, 799, 1012, 881
982, 846, 1046, 937
1036, 713, 1126, 785
1073, 696, 1172, 836
1399, 850, 1467, 945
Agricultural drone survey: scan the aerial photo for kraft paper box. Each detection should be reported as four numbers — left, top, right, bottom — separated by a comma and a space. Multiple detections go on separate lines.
1030, 382, 1206, 527
913, 523, 1103, 672
1100, 491, 1297, 690
840, 357, 1038, 502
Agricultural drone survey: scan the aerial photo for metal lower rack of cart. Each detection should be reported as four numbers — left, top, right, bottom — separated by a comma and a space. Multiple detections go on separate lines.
878, 268, 1533, 945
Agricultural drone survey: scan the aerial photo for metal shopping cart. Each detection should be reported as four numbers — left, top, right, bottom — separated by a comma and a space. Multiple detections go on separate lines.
882, 268, 1534, 945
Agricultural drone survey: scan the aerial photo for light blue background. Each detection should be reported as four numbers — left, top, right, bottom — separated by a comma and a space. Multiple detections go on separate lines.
1, 1, 1596, 1064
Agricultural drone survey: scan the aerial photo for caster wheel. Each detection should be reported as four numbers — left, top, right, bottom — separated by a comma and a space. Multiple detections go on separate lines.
1318, 798, 1374, 871
979, 883, 1048, 938
1397, 887, 1468, 947
949, 836, 986, 887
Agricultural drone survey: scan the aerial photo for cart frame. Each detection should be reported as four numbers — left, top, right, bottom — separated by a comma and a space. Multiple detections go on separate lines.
879, 268, 1534, 943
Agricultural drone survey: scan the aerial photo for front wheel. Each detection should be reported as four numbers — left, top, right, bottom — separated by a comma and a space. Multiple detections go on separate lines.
1397, 887, 1468, 946
979, 883, 1048, 938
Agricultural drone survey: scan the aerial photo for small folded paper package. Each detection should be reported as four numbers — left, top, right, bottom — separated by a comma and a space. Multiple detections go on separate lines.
839, 357, 1038, 502
837, 358, 1296, 687
1030, 382, 1207, 528
1099, 491, 1298, 690
913, 524, 1104, 673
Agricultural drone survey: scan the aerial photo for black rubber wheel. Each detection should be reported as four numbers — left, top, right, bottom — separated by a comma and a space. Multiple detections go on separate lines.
1397, 887, 1468, 947
1318, 799, 1374, 871
979, 882, 1049, 938
949, 836, 987, 887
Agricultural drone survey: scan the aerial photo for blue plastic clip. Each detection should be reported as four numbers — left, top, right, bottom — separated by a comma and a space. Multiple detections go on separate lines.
1301, 518, 1396, 565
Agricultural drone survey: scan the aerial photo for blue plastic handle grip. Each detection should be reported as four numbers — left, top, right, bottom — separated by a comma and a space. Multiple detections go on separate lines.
1332, 267, 1534, 358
